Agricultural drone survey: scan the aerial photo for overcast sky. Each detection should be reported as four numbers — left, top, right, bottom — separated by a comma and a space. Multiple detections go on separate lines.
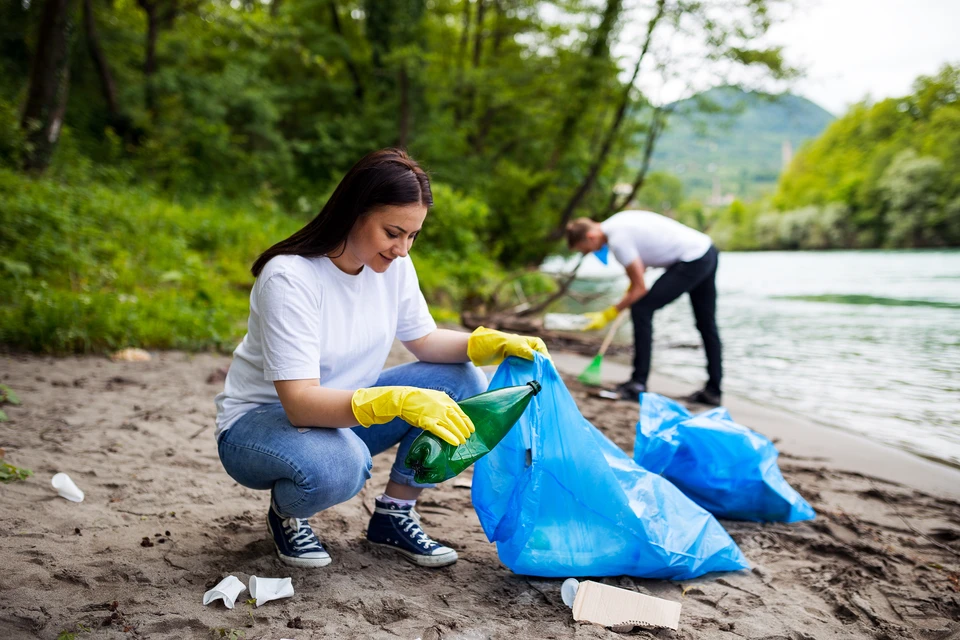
758, 0, 960, 114
614, 0, 960, 115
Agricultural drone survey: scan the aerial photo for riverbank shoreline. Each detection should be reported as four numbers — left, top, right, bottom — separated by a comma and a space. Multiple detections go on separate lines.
1, 348, 958, 639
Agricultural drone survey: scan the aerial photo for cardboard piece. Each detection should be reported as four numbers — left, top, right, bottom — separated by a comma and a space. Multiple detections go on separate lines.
572, 580, 681, 631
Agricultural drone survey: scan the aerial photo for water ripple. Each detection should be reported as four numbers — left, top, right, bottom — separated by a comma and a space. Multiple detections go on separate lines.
553, 250, 960, 467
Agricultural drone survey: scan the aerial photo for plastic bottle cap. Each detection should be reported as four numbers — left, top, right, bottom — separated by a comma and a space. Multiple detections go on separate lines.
561, 578, 579, 608
526, 380, 542, 395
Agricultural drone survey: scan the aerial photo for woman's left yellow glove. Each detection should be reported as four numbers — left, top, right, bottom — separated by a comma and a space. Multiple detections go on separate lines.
467, 326, 550, 367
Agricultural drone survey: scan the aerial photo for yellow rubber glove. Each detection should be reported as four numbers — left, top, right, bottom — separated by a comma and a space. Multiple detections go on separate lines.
467, 326, 550, 367
351, 386, 475, 446
583, 305, 619, 331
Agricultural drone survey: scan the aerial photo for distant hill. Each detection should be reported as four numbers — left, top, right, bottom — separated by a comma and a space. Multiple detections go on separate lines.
646, 87, 835, 203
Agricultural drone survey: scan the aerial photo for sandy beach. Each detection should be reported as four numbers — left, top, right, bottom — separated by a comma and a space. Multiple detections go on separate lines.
1, 344, 958, 639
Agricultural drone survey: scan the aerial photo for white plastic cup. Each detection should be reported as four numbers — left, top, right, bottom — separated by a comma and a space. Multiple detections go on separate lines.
51, 473, 84, 503
202, 575, 246, 609
561, 578, 579, 608
249, 576, 294, 607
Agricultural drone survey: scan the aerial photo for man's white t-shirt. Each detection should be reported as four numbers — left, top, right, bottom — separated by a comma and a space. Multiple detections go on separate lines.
601, 210, 712, 269
214, 254, 436, 438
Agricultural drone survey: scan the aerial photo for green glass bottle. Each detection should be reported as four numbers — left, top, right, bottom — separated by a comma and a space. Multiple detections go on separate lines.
404, 380, 541, 484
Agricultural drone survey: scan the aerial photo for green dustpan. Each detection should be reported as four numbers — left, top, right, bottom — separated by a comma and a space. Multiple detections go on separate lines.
577, 310, 627, 387
578, 354, 604, 386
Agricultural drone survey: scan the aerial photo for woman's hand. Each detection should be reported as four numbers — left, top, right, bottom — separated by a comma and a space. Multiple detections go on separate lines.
351, 386, 475, 446
466, 326, 550, 366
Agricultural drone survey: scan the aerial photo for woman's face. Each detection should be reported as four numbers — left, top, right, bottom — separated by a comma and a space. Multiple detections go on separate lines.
341, 204, 428, 274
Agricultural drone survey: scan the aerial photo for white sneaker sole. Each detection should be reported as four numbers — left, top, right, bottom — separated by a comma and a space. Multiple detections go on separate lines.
275, 549, 332, 568
370, 542, 458, 567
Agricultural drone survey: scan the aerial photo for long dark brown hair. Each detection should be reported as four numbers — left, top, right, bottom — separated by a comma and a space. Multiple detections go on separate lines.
251, 148, 433, 277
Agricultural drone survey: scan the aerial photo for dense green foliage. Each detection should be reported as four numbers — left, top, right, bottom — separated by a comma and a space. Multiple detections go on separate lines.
0, 167, 500, 351
0, 167, 294, 352
0, 0, 788, 352
706, 65, 960, 250
650, 86, 834, 201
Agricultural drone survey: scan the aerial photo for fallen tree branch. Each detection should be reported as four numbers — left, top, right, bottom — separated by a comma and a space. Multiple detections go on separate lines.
516, 254, 585, 317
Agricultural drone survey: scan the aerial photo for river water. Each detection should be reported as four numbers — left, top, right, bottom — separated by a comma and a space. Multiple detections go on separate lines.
543, 250, 960, 467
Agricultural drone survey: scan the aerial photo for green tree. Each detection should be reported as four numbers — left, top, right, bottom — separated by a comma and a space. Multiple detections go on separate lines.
772, 64, 960, 248
879, 150, 953, 247
0, 0, 805, 351
20, 0, 77, 172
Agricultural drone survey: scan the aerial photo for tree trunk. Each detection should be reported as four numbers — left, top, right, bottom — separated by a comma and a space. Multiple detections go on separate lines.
136, 0, 181, 117
605, 105, 669, 215
511, 0, 622, 220
83, 0, 122, 120
553, 0, 666, 233
457, 0, 472, 66
453, 0, 473, 126
544, 0, 622, 172
456, 0, 486, 125
142, 0, 158, 114
471, 0, 485, 68
398, 63, 410, 147
471, 0, 504, 154
329, 0, 364, 101
490, 0, 505, 52
20, 0, 76, 173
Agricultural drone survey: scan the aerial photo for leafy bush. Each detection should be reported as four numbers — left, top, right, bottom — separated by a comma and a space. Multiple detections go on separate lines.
878, 150, 959, 247
0, 97, 25, 168
414, 183, 504, 310
753, 203, 849, 250
0, 170, 500, 352
0, 169, 298, 352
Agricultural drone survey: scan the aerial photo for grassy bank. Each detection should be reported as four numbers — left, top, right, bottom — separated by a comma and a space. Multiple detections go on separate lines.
0, 170, 504, 353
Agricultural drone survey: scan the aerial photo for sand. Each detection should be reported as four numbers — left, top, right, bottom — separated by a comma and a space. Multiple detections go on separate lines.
1, 346, 958, 640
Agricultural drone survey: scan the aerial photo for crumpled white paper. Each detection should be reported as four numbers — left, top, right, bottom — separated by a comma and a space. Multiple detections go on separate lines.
249, 575, 294, 607
202, 575, 246, 609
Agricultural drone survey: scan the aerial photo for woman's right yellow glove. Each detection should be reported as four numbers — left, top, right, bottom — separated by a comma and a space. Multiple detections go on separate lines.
351, 386, 475, 446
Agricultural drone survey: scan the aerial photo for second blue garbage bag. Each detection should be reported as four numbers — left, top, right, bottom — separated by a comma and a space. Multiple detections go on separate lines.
472, 354, 748, 579
634, 393, 815, 523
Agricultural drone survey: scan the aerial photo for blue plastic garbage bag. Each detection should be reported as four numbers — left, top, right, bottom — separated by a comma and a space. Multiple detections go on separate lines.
634, 393, 815, 523
471, 354, 749, 579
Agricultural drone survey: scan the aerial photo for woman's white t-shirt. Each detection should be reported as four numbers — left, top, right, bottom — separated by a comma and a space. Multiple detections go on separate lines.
214, 254, 436, 437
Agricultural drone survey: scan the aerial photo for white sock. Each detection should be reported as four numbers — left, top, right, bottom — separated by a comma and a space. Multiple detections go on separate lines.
378, 493, 416, 508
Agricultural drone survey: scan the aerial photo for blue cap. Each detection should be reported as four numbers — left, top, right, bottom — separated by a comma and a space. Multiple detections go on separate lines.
593, 244, 610, 265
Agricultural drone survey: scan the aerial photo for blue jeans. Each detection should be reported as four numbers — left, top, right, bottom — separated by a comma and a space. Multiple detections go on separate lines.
217, 361, 488, 519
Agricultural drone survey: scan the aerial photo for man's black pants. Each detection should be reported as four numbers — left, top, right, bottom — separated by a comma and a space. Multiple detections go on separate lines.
630, 245, 722, 394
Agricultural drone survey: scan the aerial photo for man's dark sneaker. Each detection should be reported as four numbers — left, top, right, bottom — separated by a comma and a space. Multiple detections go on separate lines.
266, 505, 331, 568
614, 379, 647, 401
687, 388, 722, 406
366, 498, 458, 567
